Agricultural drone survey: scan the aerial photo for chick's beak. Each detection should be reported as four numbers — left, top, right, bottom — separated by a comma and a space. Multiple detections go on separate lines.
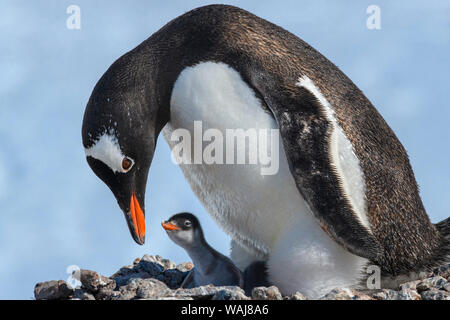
161, 221, 180, 231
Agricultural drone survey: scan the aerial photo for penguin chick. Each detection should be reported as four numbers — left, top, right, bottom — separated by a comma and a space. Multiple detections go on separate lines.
162, 212, 244, 289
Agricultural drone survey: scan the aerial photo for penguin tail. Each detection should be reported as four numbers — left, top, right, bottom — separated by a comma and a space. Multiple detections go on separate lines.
434, 216, 450, 264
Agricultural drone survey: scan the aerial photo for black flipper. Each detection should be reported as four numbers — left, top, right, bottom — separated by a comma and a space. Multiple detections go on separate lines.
251, 78, 382, 262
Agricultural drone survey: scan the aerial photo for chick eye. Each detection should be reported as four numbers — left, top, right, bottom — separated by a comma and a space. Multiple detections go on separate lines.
122, 157, 134, 172
184, 220, 192, 227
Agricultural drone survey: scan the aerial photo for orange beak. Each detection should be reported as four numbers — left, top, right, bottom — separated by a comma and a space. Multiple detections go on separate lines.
129, 192, 145, 244
161, 221, 180, 231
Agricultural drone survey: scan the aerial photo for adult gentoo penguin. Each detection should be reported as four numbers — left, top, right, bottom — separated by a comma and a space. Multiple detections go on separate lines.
82, 5, 450, 297
162, 212, 244, 288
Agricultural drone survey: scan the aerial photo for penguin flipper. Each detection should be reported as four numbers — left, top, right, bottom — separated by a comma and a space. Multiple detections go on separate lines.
259, 83, 382, 261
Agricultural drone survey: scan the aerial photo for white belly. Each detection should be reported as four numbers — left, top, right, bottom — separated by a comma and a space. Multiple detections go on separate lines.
164, 111, 307, 257
163, 61, 368, 298
163, 61, 311, 255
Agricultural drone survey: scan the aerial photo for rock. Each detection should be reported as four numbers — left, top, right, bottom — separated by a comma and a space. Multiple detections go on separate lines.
371, 289, 401, 300
156, 296, 194, 300
162, 269, 188, 289
110, 266, 134, 280
399, 280, 421, 291
285, 292, 308, 300
416, 276, 447, 292
172, 285, 249, 300
251, 286, 283, 300
140, 255, 165, 267
176, 262, 194, 272
139, 255, 175, 270
115, 289, 136, 300
34, 280, 73, 300
95, 288, 119, 300
420, 288, 450, 300
320, 288, 371, 300
118, 278, 139, 298
372, 288, 421, 300
134, 278, 171, 299
350, 292, 373, 300
173, 284, 222, 299
33, 256, 450, 301
73, 289, 95, 300
212, 287, 250, 300
79, 269, 116, 293
430, 263, 450, 279
141, 254, 160, 262
161, 259, 176, 270
113, 278, 171, 300
396, 288, 421, 300
112, 273, 140, 288
443, 283, 450, 292
320, 288, 350, 300
134, 260, 164, 277
371, 285, 421, 300
110, 257, 166, 288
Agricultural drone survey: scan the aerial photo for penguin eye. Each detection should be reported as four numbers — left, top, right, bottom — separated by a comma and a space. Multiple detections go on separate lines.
121, 157, 134, 172
184, 220, 192, 227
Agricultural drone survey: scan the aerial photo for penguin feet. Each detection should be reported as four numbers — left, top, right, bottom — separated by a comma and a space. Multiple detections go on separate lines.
243, 260, 272, 296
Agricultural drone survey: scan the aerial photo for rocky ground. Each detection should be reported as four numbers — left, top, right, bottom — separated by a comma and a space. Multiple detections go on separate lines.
34, 255, 450, 300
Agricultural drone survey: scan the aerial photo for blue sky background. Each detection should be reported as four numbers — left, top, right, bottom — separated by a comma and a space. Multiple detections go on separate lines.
0, 1, 449, 299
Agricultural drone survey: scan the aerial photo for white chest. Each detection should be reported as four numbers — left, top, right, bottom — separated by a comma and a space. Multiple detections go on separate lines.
162, 62, 314, 256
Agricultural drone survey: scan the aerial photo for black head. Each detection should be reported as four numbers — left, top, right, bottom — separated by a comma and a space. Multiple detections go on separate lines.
162, 212, 201, 230
80, 4, 259, 246
82, 51, 168, 245
161, 212, 204, 248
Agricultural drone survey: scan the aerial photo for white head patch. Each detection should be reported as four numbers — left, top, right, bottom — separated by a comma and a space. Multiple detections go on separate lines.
84, 131, 131, 173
